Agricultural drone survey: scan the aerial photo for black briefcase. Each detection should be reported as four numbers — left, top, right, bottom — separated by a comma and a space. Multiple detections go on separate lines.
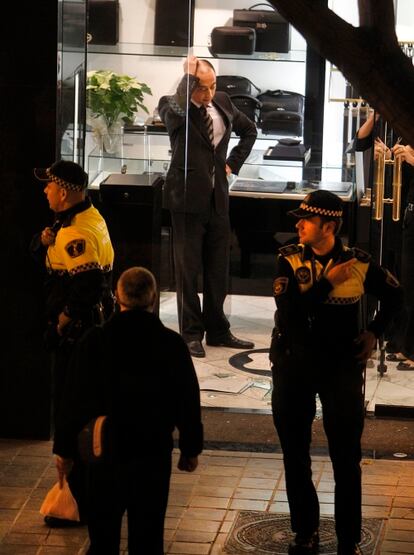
210, 26, 256, 56
233, 4, 291, 53
216, 75, 261, 97
88, 0, 119, 45
230, 94, 262, 123
260, 110, 303, 137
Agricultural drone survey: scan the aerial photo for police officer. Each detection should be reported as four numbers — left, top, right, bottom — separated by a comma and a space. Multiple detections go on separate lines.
31, 160, 115, 527
269, 190, 403, 555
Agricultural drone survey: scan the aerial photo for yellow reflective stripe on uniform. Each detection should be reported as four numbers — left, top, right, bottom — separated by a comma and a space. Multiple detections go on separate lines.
46, 206, 114, 274
282, 248, 369, 302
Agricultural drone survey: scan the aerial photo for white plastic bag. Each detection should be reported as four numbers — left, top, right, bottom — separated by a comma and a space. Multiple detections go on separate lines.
40, 477, 80, 521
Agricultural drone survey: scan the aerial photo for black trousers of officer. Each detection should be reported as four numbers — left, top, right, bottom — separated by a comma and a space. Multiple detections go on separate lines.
271, 351, 365, 545
170, 197, 231, 343
86, 454, 172, 555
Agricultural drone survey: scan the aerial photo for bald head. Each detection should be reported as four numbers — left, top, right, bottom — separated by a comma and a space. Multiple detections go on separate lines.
116, 266, 157, 312
192, 59, 216, 106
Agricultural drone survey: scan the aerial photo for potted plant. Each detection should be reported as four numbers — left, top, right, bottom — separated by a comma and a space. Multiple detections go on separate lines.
86, 69, 152, 153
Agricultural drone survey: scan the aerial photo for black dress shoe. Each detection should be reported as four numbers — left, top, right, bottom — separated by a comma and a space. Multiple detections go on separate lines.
337, 543, 362, 555
386, 353, 406, 362
44, 516, 85, 528
206, 332, 254, 350
186, 340, 205, 358
288, 531, 319, 554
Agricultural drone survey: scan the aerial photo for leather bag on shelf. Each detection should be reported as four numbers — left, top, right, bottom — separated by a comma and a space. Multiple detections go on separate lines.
257, 89, 305, 115
260, 110, 304, 137
233, 3, 291, 53
209, 26, 256, 56
216, 75, 261, 97
229, 94, 262, 123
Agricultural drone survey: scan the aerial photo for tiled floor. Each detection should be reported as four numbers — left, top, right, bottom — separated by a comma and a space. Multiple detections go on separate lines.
159, 293, 414, 414
0, 440, 414, 554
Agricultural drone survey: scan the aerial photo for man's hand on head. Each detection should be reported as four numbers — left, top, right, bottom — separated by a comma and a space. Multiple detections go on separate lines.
184, 55, 198, 76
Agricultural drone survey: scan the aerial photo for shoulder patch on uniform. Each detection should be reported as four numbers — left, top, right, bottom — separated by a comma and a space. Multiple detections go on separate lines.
279, 244, 301, 257
65, 239, 86, 258
295, 266, 311, 284
383, 268, 400, 288
273, 277, 289, 296
351, 247, 371, 263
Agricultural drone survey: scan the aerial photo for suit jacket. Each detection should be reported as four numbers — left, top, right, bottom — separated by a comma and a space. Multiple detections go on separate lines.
158, 74, 257, 215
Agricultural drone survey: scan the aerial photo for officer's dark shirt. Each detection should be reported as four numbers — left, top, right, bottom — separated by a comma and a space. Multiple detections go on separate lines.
270, 238, 403, 361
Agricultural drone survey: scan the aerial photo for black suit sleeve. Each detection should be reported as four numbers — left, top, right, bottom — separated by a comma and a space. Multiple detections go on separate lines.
226, 101, 258, 175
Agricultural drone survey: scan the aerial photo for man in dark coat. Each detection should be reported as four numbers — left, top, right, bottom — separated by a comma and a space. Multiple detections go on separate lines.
158, 56, 257, 358
53, 266, 203, 554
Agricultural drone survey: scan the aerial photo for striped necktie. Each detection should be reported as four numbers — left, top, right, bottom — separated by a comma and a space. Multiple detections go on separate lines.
200, 105, 214, 146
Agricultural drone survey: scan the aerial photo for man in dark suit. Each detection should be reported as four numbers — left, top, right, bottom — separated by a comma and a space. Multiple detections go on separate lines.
158, 56, 257, 358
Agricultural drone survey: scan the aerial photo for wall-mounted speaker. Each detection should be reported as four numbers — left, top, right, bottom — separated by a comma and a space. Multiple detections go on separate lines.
88, 0, 119, 46
154, 0, 194, 47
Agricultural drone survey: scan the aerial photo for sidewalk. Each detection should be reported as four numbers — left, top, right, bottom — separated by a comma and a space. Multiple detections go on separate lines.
0, 439, 413, 554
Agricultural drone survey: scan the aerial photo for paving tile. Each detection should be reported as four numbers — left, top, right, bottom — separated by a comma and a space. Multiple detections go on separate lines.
238, 477, 277, 489
182, 508, 226, 521
189, 496, 230, 509
384, 528, 414, 542
174, 529, 218, 543
168, 541, 211, 554
380, 540, 414, 553
192, 485, 234, 498
229, 498, 268, 511
178, 519, 221, 533
197, 475, 240, 487
233, 487, 273, 501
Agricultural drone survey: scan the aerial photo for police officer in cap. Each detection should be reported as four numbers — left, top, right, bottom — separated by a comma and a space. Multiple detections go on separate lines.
269, 190, 403, 555
31, 160, 115, 527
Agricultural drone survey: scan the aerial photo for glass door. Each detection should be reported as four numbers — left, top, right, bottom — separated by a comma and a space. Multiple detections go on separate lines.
56, 0, 87, 165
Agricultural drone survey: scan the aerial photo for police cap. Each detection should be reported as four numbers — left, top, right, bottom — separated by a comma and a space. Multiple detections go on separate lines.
288, 189, 343, 219
34, 160, 88, 192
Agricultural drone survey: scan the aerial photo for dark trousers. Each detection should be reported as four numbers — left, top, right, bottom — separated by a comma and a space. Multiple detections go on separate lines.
86, 455, 172, 555
271, 353, 365, 545
171, 203, 231, 342
390, 206, 414, 358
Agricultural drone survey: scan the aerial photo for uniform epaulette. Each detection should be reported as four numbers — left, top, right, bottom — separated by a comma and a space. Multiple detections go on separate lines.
279, 244, 302, 257
351, 247, 371, 263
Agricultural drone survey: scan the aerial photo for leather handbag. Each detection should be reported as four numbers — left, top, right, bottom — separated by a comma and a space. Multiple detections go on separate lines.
258, 89, 305, 115
77, 415, 110, 464
229, 94, 262, 123
209, 26, 256, 56
233, 3, 291, 53
260, 110, 304, 137
216, 75, 261, 97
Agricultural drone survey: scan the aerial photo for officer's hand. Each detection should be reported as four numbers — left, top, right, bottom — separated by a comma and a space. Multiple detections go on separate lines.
184, 55, 198, 76
177, 454, 198, 472
57, 311, 72, 336
354, 330, 376, 364
41, 227, 56, 247
326, 258, 356, 287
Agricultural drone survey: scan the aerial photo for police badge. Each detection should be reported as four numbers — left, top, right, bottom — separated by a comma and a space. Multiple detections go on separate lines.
295, 266, 311, 284
65, 239, 86, 258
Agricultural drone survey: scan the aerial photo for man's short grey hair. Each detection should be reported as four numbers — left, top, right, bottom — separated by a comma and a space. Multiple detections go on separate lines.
117, 266, 157, 310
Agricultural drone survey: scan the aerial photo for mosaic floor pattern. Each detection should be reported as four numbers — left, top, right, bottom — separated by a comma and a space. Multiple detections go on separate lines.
224, 511, 384, 555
